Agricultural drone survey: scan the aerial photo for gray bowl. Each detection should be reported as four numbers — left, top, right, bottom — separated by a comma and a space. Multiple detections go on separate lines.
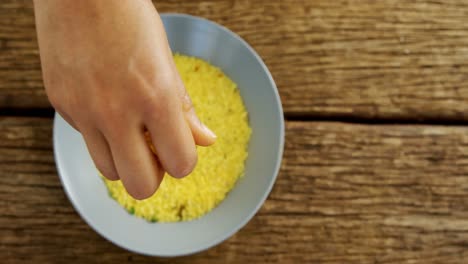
53, 13, 284, 256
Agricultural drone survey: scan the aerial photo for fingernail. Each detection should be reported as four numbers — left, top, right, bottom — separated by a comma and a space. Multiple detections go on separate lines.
202, 123, 217, 139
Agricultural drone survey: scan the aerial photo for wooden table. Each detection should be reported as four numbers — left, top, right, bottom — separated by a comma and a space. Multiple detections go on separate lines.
2, 1, 468, 263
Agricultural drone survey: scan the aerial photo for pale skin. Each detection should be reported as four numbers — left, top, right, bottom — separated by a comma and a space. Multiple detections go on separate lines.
33, 0, 216, 200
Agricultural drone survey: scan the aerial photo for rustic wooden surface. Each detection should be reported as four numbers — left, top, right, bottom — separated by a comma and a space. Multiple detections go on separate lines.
2, 0, 468, 263
2, 118, 468, 263
2, 0, 468, 120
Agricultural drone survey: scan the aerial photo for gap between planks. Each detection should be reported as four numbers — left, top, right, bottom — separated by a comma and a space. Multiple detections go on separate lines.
2, 107, 468, 127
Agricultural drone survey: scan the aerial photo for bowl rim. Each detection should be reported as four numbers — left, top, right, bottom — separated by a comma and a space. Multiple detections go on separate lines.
53, 13, 285, 257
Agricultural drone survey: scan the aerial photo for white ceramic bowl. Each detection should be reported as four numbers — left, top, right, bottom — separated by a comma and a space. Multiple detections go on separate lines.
53, 13, 284, 257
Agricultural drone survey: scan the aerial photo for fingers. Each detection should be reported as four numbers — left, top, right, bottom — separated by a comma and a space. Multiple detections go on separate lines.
159, 31, 216, 146
174, 73, 217, 147
145, 91, 198, 179
106, 123, 165, 200
80, 127, 119, 181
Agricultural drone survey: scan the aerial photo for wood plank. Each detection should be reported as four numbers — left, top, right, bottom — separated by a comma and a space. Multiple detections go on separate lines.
2, 118, 468, 263
2, 1, 468, 120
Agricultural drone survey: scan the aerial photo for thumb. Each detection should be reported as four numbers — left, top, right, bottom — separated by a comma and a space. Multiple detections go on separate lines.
169, 57, 217, 146
179, 86, 217, 146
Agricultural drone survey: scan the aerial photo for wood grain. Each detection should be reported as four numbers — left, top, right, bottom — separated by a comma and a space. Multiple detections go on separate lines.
2, 118, 468, 263
2, 1, 468, 121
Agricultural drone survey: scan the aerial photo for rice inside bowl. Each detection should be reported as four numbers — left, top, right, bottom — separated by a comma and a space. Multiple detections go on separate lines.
103, 54, 251, 222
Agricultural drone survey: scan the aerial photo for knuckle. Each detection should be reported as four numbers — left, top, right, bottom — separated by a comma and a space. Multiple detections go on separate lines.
181, 91, 194, 113
98, 99, 123, 118
152, 74, 179, 102
142, 98, 169, 124
93, 101, 126, 133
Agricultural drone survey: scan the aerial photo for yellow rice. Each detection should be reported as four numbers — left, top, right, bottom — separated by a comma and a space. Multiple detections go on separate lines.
103, 54, 251, 222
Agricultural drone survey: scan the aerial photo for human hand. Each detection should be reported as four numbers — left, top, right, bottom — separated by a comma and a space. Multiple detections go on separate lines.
33, 0, 216, 199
